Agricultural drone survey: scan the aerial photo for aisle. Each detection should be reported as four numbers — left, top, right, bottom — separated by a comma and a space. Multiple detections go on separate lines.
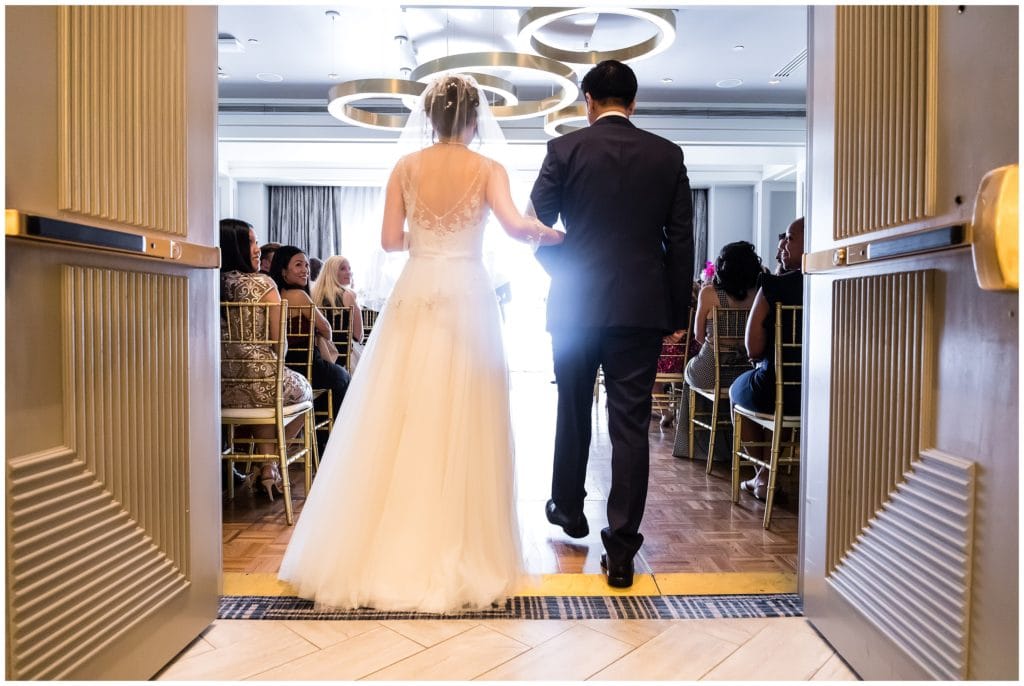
222, 371, 798, 585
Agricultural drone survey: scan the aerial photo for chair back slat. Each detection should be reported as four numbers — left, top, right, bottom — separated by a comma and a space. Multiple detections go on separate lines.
319, 305, 354, 372
711, 307, 753, 390
360, 308, 379, 342
775, 303, 803, 412
220, 300, 287, 395
283, 303, 317, 381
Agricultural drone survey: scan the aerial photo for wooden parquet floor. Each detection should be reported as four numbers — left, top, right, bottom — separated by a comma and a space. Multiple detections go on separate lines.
222, 372, 798, 578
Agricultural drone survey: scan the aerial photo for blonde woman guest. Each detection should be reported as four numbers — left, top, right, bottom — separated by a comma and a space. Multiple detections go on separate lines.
311, 255, 363, 345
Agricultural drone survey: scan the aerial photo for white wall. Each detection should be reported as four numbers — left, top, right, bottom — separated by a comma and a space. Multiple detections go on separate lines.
235, 181, 268, 242
707, 185, 755, 261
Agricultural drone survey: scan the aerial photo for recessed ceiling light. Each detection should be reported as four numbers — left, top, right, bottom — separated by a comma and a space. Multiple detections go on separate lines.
217, 72, 229, 79
732, 44, 744, 51
328, 72, 339, 80
769, 79, 781, 85
715, 78, 743, 88
247, 38, 259, 44
661, 77, 673, 84
256, 72, 284, 82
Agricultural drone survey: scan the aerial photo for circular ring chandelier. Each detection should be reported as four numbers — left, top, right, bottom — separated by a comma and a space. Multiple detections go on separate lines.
543, 103, 588, 137
327, 78, 425, 130
410, 52, 579, 120
517, 7, 676, 65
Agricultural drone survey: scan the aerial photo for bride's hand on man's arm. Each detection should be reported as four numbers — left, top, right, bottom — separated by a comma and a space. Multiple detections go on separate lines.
529, 217, 564, 247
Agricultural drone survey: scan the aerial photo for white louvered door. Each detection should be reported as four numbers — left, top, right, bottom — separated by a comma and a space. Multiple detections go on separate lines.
5, 6, 220, 679
802, 6, 1018, 680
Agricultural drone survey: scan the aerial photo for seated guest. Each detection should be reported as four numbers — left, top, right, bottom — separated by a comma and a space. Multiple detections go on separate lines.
310, 255, 364, 345
259, 241, 281, 274
773, 232, 788, 275
653, 281, 700, 428
308, 256, 324, 284
269, 246, 351, 453
684, 241, 764, 391
220, 221, 312, 498
729, 217, 804, 499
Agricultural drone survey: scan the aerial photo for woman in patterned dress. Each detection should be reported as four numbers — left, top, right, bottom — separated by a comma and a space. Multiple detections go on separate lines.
219, 219, 313, 498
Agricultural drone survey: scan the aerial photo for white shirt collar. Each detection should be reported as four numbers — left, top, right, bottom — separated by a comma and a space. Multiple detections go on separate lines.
595, 111, 629, 122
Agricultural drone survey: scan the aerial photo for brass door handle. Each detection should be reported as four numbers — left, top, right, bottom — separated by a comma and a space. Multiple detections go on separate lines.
971, 164, 1018, 292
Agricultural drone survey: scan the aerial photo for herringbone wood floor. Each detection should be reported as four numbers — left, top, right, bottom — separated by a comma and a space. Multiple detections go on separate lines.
222, 372, 798, 576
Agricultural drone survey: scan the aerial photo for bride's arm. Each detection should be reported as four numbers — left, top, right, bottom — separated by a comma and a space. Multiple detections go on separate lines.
381, 163, 408, 252
486, 162, 563, 246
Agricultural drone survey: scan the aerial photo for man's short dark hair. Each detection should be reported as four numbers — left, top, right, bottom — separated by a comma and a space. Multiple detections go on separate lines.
581, 60, 637, 108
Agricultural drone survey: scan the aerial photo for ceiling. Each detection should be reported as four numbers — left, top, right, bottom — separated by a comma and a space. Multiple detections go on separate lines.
217, 4, 808, 113
216, 4, 808, 191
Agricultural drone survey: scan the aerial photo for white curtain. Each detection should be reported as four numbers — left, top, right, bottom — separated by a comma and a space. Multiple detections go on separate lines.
334, 185, 403, 310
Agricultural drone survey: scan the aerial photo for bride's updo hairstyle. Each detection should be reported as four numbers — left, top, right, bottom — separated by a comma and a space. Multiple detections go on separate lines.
424, 75, 480, 140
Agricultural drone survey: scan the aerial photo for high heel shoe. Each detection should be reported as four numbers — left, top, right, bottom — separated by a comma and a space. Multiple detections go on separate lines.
241, 468, 258, 493
260, 463, 284, 501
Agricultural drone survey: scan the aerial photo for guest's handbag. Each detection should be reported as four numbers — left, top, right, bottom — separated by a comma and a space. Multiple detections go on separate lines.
315, 334, 340, 365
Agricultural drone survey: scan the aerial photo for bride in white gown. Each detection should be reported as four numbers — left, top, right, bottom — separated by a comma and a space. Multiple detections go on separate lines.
278, 74, 564, 612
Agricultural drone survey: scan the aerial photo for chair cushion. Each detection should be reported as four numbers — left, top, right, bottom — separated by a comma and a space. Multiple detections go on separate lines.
734, 404, 800, 428
222, 400, 313, 420
690, 385, 718, 401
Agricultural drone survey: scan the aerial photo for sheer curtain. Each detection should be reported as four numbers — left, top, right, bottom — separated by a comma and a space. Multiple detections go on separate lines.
336, 186, 399, 311
691, 188, 709, 278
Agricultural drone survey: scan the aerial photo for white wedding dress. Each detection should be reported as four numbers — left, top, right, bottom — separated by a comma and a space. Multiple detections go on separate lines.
279, 146, 524, 612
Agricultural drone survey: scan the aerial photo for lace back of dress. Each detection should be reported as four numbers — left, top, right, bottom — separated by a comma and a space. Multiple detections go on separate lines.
400, 147, 491, 255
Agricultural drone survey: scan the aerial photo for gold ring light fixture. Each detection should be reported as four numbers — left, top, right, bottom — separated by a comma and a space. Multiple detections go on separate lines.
327, 78, 426, 130
410, 52, 579, 120
326, 8, 672, 132
517, 7, 677, 64
544, 103, 588, 137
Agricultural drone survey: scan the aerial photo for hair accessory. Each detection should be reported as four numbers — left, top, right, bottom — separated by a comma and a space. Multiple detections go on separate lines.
702, 260, 715, 281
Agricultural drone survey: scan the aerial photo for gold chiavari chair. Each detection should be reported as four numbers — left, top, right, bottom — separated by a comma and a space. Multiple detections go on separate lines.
282, 304, 331, 488
688, 306, 752, 475
360, 308, 379, 343
732, 303, 802, 528
221, 300, 315, 526
319, 304, 354, 374
651, 308, 694, 427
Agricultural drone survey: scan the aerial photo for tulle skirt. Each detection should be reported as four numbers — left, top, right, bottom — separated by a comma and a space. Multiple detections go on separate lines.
278, 254, 524, 612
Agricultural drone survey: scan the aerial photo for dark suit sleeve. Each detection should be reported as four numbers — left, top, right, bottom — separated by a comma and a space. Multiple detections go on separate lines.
530, 141, 564, 276
664, 150, 695, 330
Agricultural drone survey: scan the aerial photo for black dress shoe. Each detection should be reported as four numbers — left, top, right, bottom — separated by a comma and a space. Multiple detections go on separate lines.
545, 499, 589, 538
600, 553, 634, 589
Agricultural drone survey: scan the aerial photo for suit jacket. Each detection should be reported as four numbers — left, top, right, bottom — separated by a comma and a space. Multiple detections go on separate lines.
530, 115, 694, 333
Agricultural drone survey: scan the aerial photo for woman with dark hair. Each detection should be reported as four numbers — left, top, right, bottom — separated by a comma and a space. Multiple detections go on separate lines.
683, 240, 764, 391
219, 220, 312, 497
268, 245, 350, 448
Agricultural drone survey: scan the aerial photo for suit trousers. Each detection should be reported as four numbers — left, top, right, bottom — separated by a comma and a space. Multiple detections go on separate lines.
550, 327, 663, 565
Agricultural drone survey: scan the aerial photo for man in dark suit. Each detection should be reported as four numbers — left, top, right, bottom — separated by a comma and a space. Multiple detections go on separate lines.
530, 60, 694, 588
